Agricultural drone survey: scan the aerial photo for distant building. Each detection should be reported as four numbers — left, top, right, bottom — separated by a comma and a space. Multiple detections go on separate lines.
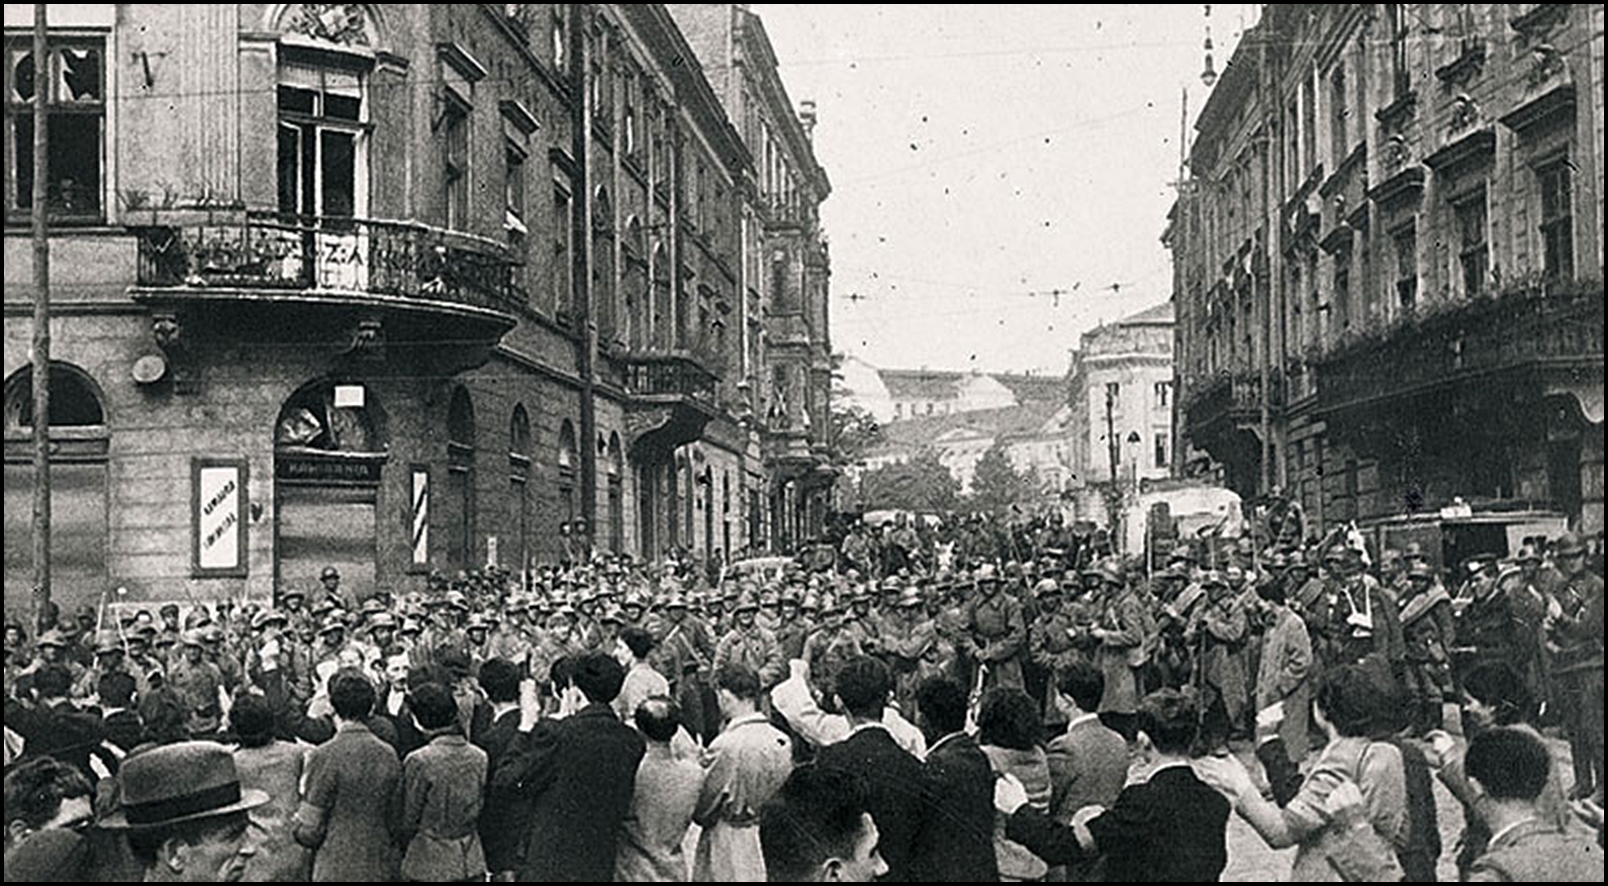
859, 400, 1072, 498
838, 356, 1065, 424
1067, 303, 1176, 489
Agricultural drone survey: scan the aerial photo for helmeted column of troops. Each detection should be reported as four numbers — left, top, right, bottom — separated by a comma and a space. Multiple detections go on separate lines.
5, 525, 1602, 805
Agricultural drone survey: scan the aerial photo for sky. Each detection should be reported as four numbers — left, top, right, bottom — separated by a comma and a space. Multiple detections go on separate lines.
751, 4, 1252, 374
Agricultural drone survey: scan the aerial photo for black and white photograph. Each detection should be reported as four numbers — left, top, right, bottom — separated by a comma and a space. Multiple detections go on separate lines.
2, 3, 1603, 881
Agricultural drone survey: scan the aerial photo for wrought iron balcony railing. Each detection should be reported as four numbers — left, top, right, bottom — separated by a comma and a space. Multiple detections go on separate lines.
134, 212, 519, 314
622, 351, 718, 406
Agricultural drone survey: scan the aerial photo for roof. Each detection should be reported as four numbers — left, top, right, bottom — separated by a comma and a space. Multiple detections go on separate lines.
869, 400, 1067, 456
1114, 301, 1174, 326
993, 373, 1067, 404
879, 369, 965, 401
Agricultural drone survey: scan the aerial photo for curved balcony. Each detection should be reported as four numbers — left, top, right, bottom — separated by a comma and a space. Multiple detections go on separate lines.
129, 212, 520, 341
622, 351, 721, 458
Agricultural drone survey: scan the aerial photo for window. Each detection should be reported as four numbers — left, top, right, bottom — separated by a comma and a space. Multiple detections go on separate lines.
6, 37, 104, 220
1393, 224, 1417, 308
1153, 381, 1171, 408
1456, 192, 1488, 296
510, 405, 531, 574
1333, 249, 1351, 331
551, 8, 567, 75
1538, 160, 1573, 282
558, 420, 577, 528
894, 403, 903, 419
442, 100, 469, 230
925, 402, 934, 416
446, 388, 476, 573
1329, 65, 1348, 165
1105, 382, 1120, 408
505, 139, 528, 297
4, 365, 109, 618
623, 69, 639, 159
278, 59, 364, 219
1154, 433, 1168, 469
1387, 5, 1410, 99
553, 179, 573, 317
1284, 99, 1300, 191
1301, 74, 1316, 176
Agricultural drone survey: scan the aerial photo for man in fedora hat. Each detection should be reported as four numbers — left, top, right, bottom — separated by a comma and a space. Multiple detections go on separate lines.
101, 740, 269, 882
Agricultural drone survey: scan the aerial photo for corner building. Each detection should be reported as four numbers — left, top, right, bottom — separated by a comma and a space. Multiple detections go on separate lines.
2, 3, 832, 617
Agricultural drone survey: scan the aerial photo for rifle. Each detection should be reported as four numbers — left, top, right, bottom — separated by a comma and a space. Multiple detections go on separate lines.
966, 661, 989, 733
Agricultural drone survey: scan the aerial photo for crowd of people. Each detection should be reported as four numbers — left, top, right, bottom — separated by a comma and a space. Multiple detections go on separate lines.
2, 516, 1603, 882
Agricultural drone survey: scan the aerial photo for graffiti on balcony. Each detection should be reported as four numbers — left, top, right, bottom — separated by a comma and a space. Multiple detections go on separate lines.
135, 213, 515, 311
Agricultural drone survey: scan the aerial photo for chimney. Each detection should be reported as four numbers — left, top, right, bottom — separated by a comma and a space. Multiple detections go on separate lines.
798, 99, 817, 141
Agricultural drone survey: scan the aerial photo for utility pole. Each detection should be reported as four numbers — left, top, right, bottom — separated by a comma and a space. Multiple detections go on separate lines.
573, 3, 597, 562
31, 2, 53, 631
1104, 385, 1121, 552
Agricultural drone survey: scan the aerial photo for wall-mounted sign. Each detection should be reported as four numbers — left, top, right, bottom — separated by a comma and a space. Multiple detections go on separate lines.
333, 384, 365, 408
411, 467, 429, 567
486, 534, 499, 567
276, 456, 384, 485
193, 459, 248, 576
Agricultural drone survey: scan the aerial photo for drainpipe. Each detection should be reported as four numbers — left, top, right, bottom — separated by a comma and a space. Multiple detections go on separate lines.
575, 4, 597, 560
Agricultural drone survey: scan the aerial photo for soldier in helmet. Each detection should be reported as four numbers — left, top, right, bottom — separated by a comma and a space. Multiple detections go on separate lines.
1545, 532, 1603, 799
715, 592, 785, 693
966, 564, 1026, 694
1398, 560, 1455, 733
1185, 570, 1249, 746
1027, 578, 1081, 725
1309, 543, 1403, 691
775, 585, 810, 661
1091, 561, 1146, 741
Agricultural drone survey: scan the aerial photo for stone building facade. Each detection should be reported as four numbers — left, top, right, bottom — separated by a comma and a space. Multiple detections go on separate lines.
1169, 4, 1604, 538
2, 3, 831, 618
1067, 302, 1175, 489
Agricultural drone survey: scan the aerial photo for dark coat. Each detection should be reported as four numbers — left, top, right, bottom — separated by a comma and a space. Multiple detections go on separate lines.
1008, 764, 1229, 882
474, 708, 532, 875
912, 732, 999, 883
490, 702, 645, 882
815, 725, 928, 882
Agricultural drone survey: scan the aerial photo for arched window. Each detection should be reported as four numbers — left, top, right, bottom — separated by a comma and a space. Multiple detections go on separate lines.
445, 386, 475, 571
275, 380, 386, 454
3, 364, 109, 620
558, 419, 577, 528
651, 241, 671, 350
593, 186, 616, 341
624, 216, 646, 350
510, 403, 531, 576
273, 379, 387, 601
607, 432, 624, 554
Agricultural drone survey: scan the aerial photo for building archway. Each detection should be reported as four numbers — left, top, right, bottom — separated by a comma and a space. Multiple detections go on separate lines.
3, 363, 110, 621
273, 378, 387, 602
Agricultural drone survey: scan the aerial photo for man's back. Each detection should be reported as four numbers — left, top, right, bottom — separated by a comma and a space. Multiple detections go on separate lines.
913, 732, 999, 882
815, 726, 928, 881
1469, 819, 1606, 882
1085, 765, 1228, 882
1046, 715, 1129, 821
616, 745, 705, 882
297, 721, 402, 882
493, 703, 646, 882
